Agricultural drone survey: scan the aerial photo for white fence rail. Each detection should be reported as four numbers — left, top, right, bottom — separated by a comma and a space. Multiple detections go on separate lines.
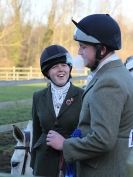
0, 66, 88, 80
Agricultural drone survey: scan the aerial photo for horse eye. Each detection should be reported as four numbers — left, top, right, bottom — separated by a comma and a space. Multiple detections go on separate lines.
11, 162, 20, 167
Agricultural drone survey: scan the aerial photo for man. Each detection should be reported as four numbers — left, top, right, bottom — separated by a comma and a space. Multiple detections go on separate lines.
46, 14, 133, 177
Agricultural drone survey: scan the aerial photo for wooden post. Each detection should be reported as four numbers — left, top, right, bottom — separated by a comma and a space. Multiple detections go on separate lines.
29, 66, 32, 79
12, 66, 16, 80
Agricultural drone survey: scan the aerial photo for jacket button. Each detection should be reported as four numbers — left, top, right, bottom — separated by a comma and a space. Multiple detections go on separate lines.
54, 121, 58, 126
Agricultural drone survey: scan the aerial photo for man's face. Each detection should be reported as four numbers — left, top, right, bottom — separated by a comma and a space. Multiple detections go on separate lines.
78, 42, 96, 68
48, 63, 70, 86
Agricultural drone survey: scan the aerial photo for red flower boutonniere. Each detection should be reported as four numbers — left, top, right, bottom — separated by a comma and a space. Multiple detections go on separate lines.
66, 97, 74, 106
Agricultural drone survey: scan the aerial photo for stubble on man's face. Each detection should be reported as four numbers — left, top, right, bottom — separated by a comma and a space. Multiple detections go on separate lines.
83, 48, 96, 69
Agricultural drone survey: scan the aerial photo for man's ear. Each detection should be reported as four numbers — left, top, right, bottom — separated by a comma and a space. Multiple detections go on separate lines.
101, 46, 107, 55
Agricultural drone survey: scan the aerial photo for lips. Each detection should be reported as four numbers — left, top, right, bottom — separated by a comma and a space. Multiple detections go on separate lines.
57, 73, 65, 77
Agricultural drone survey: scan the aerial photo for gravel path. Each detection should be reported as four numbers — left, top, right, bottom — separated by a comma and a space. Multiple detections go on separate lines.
0, 78, 47, 86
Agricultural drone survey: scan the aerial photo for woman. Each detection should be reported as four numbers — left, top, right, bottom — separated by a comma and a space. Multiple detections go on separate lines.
30, 44, 83, 177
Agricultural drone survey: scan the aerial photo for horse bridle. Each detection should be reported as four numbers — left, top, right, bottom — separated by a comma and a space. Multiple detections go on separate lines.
14, 131, 31, 175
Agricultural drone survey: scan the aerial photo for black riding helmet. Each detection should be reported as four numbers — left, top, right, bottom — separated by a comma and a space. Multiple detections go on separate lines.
40, 45, 73, 78
72, 14, 121, 70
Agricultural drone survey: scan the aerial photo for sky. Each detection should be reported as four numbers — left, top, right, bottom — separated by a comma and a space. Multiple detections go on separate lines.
122, 0, 133, 20
1, 0, 133, 25
28, 0, 133, 24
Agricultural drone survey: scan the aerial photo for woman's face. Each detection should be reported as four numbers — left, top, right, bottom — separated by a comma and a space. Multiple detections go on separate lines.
48, 63, 70, 86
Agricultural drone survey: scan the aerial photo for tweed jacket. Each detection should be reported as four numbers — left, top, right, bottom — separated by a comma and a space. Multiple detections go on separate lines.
63, 60, 133, 177
30, 83, 83, 177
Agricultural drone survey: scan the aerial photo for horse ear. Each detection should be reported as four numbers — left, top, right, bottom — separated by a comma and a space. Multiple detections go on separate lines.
12, 125, 24, 142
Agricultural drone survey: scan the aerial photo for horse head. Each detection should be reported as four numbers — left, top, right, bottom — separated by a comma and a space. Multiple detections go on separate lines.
11, 120, 33, 175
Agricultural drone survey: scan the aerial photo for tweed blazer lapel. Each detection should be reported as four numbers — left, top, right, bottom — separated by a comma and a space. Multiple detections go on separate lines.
58, 84, 78, 118
83, 77, 98, 99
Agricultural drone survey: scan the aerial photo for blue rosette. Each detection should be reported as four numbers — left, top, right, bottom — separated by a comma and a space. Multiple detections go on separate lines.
65, 128, 82, 177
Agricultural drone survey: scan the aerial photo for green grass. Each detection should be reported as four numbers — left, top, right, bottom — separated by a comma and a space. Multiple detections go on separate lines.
0, 83, 46, 102
0, 83, 47, 125
0, 104, 32, 125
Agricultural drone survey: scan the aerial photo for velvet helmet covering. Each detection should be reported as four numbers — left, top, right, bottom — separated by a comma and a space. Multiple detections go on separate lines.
72, 14, 121, 50
40, 45, 73, 78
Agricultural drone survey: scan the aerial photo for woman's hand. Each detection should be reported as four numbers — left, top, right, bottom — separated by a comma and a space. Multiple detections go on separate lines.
46, 130, 65, 150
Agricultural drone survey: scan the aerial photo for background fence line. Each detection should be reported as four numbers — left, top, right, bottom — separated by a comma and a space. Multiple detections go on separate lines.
0, 66, 88, 80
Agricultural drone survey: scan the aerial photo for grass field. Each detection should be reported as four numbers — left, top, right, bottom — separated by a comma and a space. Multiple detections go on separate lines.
0, 83, 47, 125
0, 83, 47, 102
